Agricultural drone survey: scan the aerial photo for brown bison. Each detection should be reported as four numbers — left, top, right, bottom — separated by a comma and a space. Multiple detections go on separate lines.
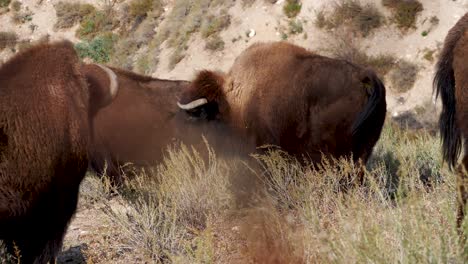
0, 41, 118, 263
177, 41, 387, 166
85, 64, 189, 183
434, 13, 468, 232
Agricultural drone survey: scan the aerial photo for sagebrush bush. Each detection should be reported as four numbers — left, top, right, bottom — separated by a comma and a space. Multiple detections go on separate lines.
205, 35, 225, 51
383, 0, 423, 30
54, 2, 95, 29
0, 0, 10, 8
200, 13, 230, 39
283, 0, 301, 18
388, 59, 419, 93
75, 33, 118, 63
129, 0, 154, 19
76, 10, 118, 40
316, 0, 384, 37
0, 31, 17, 50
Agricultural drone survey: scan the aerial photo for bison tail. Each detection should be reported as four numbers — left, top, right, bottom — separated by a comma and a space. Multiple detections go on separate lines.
351, 71, 386, 152
434, 43, 461, 170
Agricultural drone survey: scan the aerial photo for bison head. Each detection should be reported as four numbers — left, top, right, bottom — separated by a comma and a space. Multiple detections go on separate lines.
82, 63, 119, 117
177, 70, 229, 121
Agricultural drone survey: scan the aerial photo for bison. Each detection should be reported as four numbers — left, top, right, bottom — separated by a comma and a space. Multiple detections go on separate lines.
85, 64, 190, 183
0, 41, 118, 263
177, 41, 387, 167
434, 12, 468, 232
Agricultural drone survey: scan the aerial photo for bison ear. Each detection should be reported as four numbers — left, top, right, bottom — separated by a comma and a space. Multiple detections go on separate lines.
177, 70, 225, 120
83, 64, 119, 115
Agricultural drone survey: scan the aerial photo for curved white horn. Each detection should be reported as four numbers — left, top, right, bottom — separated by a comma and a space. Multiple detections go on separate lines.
177, 98, 208, 110
95, 63, 118, 99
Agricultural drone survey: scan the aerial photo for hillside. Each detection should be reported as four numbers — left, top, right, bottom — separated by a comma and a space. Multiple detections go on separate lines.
0, 0, 468, 263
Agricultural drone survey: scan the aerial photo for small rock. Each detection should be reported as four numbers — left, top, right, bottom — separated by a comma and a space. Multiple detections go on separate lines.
276, 0, 285, 5
247, 29, 256, 38
392, 112, 399, 118
231, 226, 239, 231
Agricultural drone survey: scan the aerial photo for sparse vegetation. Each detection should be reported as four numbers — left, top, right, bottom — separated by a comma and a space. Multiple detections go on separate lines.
0, 31, 18, 51
10, 0, 20, 12
76, 10, 118, 40
53, 2, 96, 30
0, 0, 10, 8
288, 19, 303, 35
383, 0, 423, 30
205, 35, 225, 51
315, 0, 384, 37
388, 59, 419, 93
283, 0, 301, 18
129, 0, 157, 19
200, 13, 231, 39
423, 48, 436, 62
75, 33, 118, 63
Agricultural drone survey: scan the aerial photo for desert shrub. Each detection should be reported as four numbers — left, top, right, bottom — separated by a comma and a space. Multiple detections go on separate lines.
200, 12, 231, 39
316, 0, 384, 37
54, 2, 95, 29
283, 0, 301, 18
388, 59, 419, 93
76, 10, 118, 40
205, 35, 224, 51
288, 19, 303, 35
423, 48, 436, 62
0, 31, 17, 50
12, 10, 33, 24
383, 0, 423, 30
129, 0, 154, 19
110, 38, 139, 69
10, 0, 20, 11
75, 33, 118, 63
0, 0, 10, 8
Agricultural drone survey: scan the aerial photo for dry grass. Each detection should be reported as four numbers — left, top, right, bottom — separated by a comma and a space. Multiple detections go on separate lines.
53, 1, 95, 30
76, 8, 119, 40
388, 59, 419, 93
383, 0, 423, 30
71, 122, 468, 263
0, 0, 11, 8
315, 0, 384, 37
0, 31, 17, 51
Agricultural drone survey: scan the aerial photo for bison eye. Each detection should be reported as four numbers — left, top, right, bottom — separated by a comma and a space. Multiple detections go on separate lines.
184, 102, 219, 121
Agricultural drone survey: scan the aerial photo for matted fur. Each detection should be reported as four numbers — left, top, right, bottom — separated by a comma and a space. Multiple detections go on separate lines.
179, 41, 387, 165
433, 12, 468, 231
0, 41, 116, 263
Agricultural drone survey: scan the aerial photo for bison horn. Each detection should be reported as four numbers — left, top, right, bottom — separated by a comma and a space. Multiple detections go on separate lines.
95, 64, 118, 100
177, 98, 208, 110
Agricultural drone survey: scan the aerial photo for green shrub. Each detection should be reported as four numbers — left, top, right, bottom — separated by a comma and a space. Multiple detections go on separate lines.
76, 10, 118, 40
288, 19, 303, 35
283, 0, 301, 18
383, 0, 423, 30
0, 31, 18, 50
75, 33, 118, 63
54, 2, 95, 29
0, 0, 10, 8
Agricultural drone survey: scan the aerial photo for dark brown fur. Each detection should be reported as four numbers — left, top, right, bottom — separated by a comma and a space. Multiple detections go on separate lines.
434, 13, 468, 234
0, 41, 116, 263
179, 41, 387, 166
